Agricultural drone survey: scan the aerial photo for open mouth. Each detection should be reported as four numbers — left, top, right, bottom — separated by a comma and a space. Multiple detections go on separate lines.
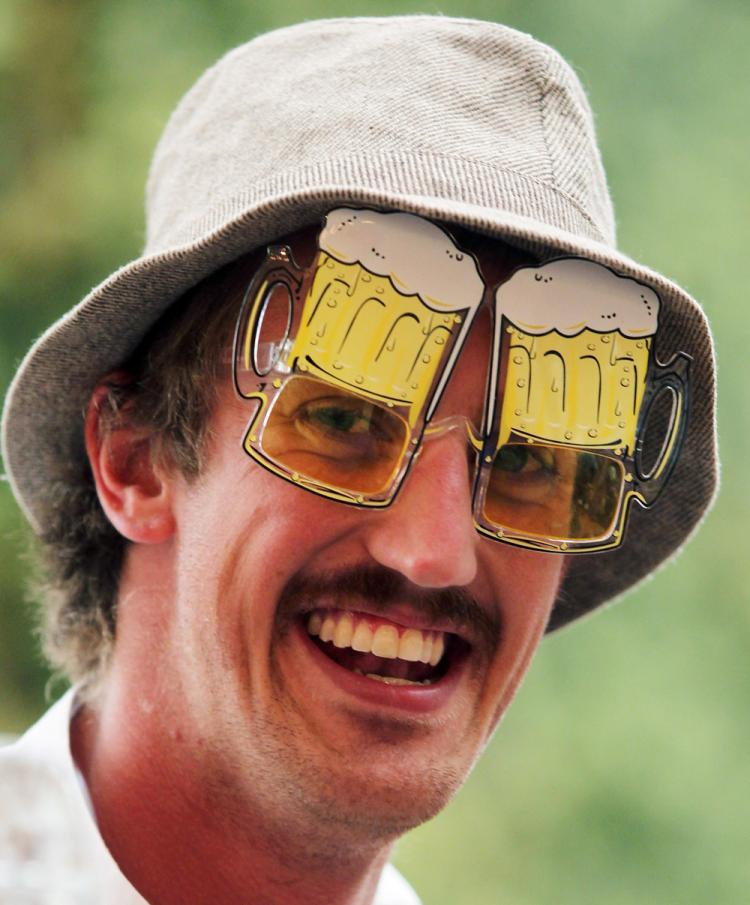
303, 608, 468, 687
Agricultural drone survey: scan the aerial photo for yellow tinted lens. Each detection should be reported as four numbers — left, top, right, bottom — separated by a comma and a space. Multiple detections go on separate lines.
261, 376, 409, 494
484, 444, 624, 541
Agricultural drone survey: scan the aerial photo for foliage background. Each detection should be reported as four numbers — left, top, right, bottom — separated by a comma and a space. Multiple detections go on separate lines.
1, 1, 747, 903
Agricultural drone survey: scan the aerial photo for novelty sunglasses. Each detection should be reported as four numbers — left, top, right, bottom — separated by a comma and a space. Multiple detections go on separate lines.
233, 208, 689, 553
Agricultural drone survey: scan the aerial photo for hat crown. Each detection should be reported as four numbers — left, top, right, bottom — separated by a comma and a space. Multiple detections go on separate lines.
145, 17, 615, 254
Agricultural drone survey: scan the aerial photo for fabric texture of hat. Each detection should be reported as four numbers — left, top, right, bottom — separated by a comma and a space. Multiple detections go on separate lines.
0, 16, 718, 630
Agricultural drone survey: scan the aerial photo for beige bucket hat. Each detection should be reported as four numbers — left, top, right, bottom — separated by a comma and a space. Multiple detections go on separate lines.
1, 16, 718, 630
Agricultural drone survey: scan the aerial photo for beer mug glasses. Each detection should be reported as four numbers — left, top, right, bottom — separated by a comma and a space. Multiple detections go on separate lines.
234, 209, 485, 504
233, 208, 689, 553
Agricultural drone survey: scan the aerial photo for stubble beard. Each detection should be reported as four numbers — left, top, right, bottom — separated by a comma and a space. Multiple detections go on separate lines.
200, 560, 500, 859
210, 697, 470, 861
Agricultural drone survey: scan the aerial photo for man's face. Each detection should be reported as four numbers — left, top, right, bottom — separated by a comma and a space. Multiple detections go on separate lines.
115, 231, 565, 845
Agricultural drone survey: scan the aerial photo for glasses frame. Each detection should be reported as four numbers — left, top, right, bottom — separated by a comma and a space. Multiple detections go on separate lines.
468, 278, 692, 552
238, 372, 421, 507
232, 210, 691, 554
233, 238, 483, 508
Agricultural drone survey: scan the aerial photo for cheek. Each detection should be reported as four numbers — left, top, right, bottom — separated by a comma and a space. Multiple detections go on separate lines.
500, 547, 564, 615
475, 550, 562, 738
174, 450, 355, 629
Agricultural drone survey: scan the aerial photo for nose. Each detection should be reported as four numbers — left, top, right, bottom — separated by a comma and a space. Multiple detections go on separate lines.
363, 432, 478, 588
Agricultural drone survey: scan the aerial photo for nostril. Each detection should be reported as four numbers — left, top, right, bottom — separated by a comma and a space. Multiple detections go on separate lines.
403, 544, 478, 589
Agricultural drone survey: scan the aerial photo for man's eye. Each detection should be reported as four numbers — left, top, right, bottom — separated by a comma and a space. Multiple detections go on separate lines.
293, 395, 394, 445
302, 404, 372, 435
494, 445, 555, 475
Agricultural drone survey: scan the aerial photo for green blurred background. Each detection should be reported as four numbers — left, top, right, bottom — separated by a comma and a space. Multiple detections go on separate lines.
1, 0, 747, 902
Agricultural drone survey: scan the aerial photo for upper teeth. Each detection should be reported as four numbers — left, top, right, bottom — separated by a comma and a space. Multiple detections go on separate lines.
307, 609, 446, 667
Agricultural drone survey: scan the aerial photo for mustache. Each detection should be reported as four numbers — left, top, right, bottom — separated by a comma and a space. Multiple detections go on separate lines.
276, 563, 502, 650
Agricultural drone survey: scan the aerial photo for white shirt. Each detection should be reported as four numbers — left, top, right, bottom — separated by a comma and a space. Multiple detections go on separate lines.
0, 692, 421, 905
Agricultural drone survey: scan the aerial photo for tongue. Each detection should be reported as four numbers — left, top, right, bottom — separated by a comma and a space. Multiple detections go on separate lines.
314, 638, 437, 682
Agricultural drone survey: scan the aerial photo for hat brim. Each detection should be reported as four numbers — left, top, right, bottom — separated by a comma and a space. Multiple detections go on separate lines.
0, 185, 719, 629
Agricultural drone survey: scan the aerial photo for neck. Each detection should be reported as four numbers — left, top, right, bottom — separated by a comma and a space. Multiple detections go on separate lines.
72, 693, 394, 905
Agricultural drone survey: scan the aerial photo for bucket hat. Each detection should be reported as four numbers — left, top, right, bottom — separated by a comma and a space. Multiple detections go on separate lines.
1, 16, 718, 630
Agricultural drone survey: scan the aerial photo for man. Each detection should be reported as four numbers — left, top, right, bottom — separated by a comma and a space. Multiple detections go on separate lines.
0, 16, 717, 905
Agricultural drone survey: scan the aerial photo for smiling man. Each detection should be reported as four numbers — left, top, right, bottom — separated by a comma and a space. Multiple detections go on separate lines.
0, 16, 717, 905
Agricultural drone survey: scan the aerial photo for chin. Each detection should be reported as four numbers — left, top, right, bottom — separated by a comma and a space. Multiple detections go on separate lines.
293, 746, 471, 842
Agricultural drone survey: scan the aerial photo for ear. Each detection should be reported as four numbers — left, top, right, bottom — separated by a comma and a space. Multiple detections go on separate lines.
85, 378, 176, 544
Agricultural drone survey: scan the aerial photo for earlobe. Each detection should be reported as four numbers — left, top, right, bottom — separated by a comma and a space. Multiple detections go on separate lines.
85, 381, 176, 544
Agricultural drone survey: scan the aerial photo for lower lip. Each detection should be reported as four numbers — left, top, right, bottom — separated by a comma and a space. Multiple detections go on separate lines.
292, 619, 470, 714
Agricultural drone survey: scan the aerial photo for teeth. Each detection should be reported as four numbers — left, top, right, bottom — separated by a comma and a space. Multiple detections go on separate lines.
398, 629, 424, 662
319, 614, 336, 643
306, 609, 448, 668
419, 633, 433, 664
363, 673, 432, 686
371, 624, 399, 659
332, 612, 354, 648
429, 634, 445, 667
351, 621, 374, 652
353, 669, 431, 686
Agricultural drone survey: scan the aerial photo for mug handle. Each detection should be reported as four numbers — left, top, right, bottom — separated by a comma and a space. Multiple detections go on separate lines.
634, 351, 691, 506
233, 245, 305, 395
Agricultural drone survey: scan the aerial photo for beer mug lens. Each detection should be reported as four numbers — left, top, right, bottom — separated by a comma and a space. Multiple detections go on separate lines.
260, 375, 410, 495
484, 444, 624, 541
